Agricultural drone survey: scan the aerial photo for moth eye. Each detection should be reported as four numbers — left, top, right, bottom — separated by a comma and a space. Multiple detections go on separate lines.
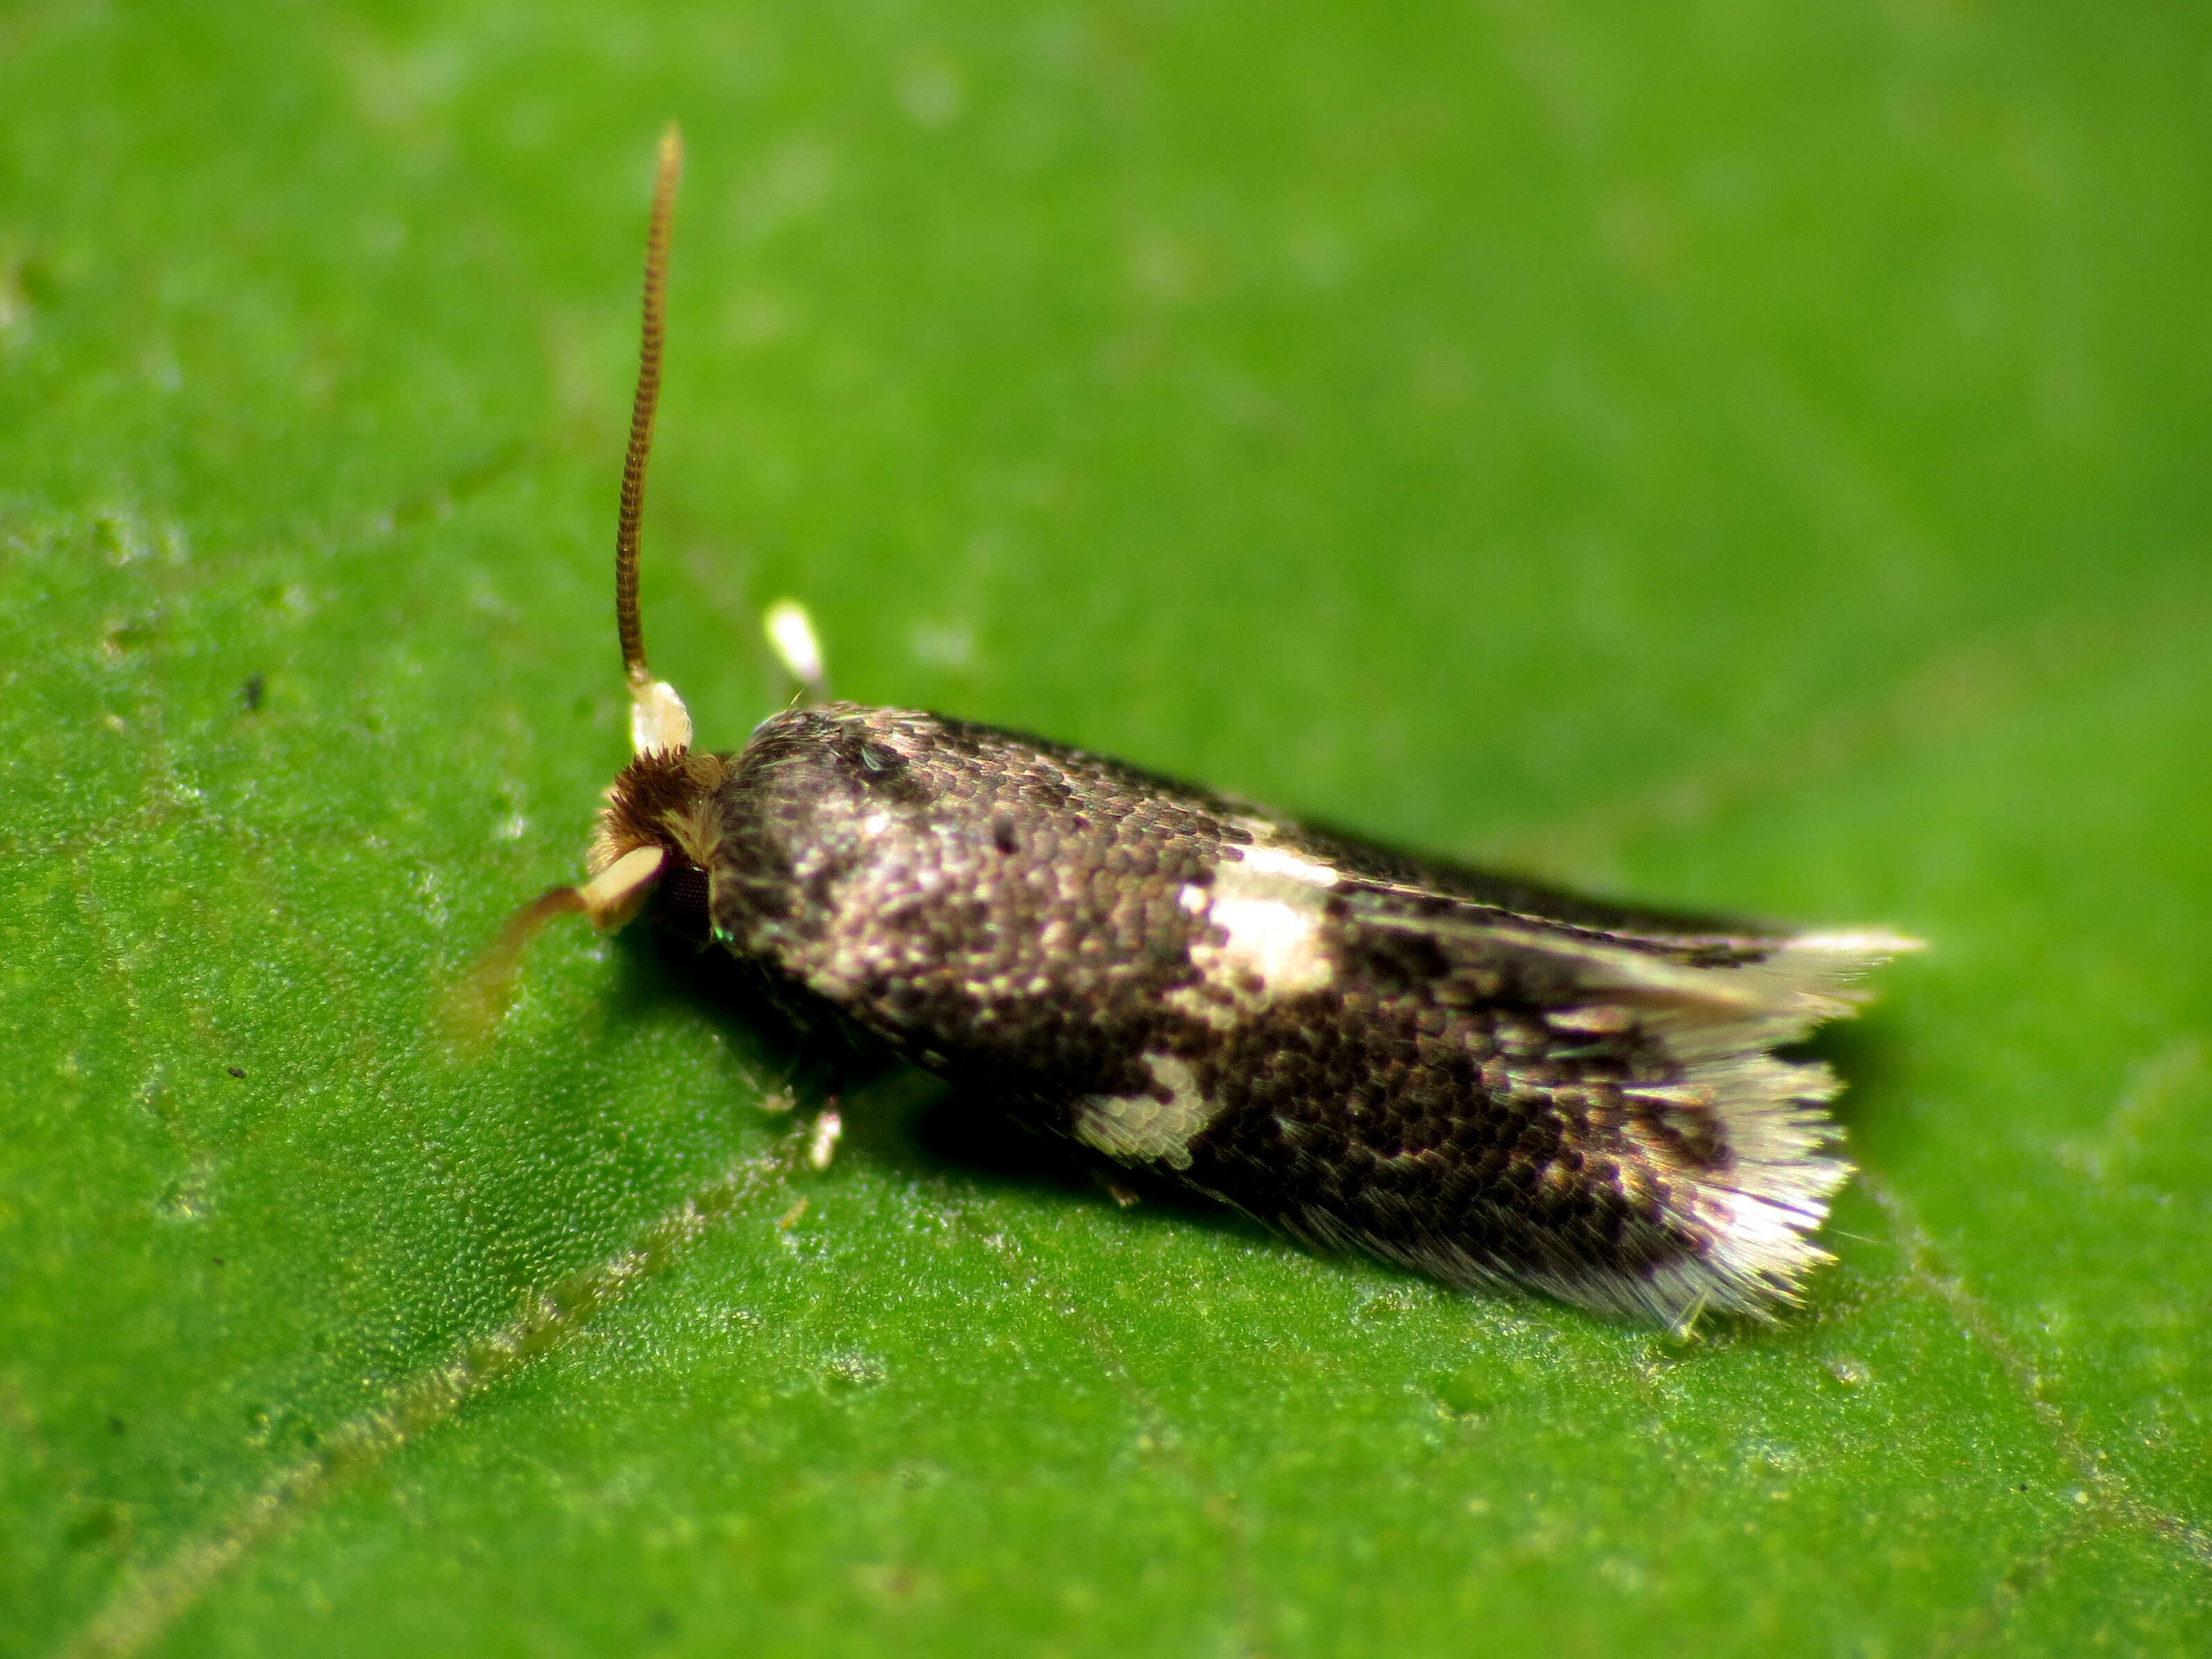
657, 859, 712, 936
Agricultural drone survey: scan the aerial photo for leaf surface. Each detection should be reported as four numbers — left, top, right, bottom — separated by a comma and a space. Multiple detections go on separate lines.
4, 4, 2207, 1654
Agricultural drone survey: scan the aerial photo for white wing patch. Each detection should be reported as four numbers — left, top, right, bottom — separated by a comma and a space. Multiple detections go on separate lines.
1202, 889, 1334, 995
1077, 1054, 1215, 1170
1227, 835, 1342, 889
1080, 839, 1353, 1166
1168, 838, 1341, 1030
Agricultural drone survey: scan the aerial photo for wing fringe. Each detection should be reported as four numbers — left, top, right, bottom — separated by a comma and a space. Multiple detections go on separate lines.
1349, 905, 1920, 1324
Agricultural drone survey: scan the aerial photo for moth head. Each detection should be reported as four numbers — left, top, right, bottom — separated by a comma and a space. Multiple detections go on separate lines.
452, 127, 835, 1040
450, 126, 698, 1034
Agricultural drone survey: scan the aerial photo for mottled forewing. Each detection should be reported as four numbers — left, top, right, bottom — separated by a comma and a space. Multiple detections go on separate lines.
1274, 878, 1905, 1322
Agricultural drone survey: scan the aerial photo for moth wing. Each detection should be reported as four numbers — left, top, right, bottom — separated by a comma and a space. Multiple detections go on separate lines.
1244, 809, 1911, 1050
1324, 881, 1917, 1320
1336, 880, 1911, 1050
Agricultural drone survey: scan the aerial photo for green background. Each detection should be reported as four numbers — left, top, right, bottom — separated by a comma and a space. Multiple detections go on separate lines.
5, 2, 2208, 1654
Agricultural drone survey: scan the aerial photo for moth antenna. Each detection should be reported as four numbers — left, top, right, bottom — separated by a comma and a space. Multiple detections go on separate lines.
618, 123, 694, 757
447, 130, 695, 1045
763, 598, 829, 704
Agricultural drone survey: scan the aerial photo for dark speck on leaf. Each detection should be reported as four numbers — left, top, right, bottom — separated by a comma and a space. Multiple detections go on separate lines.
226, 1066, 245, 1079
108, 1417, 126, 1435
239, 673, 264, 712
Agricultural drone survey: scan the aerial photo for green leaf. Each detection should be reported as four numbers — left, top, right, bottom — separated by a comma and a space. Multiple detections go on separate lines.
6, 3, 2207, 1654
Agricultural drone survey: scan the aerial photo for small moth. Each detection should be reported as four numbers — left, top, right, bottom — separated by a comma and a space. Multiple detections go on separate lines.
482, 128, 1918, 1326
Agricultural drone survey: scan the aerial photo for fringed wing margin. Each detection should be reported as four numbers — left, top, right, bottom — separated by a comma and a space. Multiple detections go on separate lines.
1323, 885, 1917, 1324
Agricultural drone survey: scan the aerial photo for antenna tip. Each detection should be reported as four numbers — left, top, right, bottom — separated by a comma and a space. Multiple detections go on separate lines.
764, 598, 827, 696
657, 122, 683, 173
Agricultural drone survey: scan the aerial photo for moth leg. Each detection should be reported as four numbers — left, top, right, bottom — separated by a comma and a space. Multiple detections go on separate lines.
1091, 1170, 1143, 1209
807, 1104, 844, 1172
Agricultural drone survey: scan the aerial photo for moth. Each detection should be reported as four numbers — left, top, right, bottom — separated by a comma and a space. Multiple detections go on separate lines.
482, 128, 1918, 1327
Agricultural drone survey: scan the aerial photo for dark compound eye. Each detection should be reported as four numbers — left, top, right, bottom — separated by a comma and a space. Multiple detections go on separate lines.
655, 859, 713, 938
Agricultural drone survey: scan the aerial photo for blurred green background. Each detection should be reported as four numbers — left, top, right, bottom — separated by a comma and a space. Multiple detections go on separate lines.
3, 3, 2208, 1654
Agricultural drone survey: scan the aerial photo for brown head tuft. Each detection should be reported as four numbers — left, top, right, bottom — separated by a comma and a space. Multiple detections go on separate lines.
591, 748, 731, 876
